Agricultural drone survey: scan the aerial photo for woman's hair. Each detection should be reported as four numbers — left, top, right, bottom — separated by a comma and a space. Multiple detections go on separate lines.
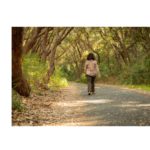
87, 53, 95, 60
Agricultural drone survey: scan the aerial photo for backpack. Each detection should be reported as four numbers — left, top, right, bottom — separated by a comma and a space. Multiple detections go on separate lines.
85, 60, 98, 76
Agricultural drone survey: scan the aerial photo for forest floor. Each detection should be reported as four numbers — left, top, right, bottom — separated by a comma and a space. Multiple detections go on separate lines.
12, 82, 150, 126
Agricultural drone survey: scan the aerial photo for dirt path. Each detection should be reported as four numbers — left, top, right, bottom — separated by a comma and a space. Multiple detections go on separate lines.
12, 82, 150, 126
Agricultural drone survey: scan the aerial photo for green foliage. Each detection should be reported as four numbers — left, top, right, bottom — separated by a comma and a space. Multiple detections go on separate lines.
59, 64, 76, 81
119, 56, 150, 85
23, 53, 69, 90
12, 90, 24, 112
48, 67, 68, 88
22, 28, 150, 88
100, 64, 111, 79
22, 53, 48, 89
76, 73, 87, 83
127, 85, 150, 91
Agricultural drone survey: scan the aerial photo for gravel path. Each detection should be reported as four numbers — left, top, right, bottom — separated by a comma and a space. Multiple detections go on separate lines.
12, 82, 150, 126
51, 82, 150, 126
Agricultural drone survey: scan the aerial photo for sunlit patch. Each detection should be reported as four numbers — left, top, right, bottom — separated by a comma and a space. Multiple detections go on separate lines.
136, 104, 150, 107
126, 101, 140, 104
117, 103, 150, 108
56, 99, 114, 107
78, 99, 113, 104
56, 101, 85, 107
58, 120, 109, 126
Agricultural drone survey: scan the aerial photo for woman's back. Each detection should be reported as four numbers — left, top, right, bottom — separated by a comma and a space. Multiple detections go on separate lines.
85, 60, 98, 76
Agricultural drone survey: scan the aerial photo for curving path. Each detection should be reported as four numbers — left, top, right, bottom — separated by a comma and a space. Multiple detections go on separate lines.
49, 82, 150, 126
13, 82, 150, 126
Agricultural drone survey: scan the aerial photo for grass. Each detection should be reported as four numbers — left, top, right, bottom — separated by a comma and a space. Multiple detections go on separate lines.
12, 90, 24, 112
126, 85, 150, 91
96, 76, 150, 92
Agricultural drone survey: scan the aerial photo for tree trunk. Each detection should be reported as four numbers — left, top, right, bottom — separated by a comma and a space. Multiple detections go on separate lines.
23, 28, 42, 54
45, 47, 56, 83
12, 27, 31, 97
44, 28, 73, 83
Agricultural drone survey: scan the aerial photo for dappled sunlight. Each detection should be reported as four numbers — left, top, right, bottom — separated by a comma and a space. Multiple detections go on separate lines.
116, 103, 150, 108
78, 99, 114, 104
57, 120, 109, 126
56, 99, 114, 107
12, 27, 150, 126
56, 101, 85, 107
137, 104, 150, 107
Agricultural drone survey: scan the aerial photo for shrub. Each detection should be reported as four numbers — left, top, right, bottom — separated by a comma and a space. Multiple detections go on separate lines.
48, 67, 68, 88
76, 73, 87, 83
22, 53, 48, 90
23, 53, 69, 90
119, 56, 150, 85
48, 76, 68, 88
12, 90, 24, 112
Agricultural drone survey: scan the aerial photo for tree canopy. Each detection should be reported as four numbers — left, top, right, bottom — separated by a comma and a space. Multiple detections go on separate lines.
12, 27, 150, 96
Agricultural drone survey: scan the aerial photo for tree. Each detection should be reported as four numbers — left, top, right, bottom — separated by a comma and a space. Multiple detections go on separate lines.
12, 27, 31, 97
45, 27, 73, 83
23, 27, 43, 54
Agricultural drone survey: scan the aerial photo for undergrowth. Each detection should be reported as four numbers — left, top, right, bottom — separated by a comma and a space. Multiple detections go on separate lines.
22, 53, 69, 91
12, 90, 24, 112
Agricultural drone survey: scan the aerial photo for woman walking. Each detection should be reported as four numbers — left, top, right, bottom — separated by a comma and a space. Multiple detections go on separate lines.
84, 53, 100, 95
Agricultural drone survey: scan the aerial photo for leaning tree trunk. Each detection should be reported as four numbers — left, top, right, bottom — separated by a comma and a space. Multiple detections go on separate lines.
45, 46, 57, 83
12, 27, 31, 97
44, 27, 74, 83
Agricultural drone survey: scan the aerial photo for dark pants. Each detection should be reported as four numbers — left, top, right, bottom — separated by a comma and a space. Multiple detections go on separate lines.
86, 75, 96, 93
